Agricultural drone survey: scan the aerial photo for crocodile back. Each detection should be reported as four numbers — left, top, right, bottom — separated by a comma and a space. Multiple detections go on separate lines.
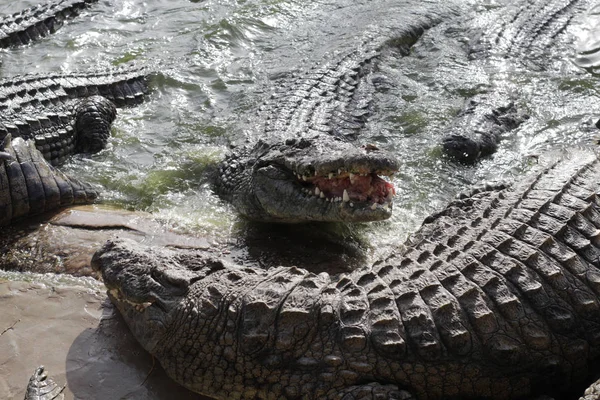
363, 151, 600, 397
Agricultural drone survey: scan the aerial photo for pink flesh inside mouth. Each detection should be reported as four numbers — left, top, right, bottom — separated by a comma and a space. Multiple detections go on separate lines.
304, 172, 395, 204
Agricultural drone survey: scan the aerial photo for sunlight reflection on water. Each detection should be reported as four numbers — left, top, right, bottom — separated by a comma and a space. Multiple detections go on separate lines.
1, 0, 599, 265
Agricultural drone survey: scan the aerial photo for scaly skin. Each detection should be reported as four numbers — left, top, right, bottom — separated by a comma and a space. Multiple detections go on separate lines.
0, 134, 97, 226
0, 0, 98, 49
24, 366, 65, 400
214, 0, 465, 223
442, 96, 529, 164
441, 0, 590, 164
0, 67, 150, 165
96, 150, 600, 399
215, 135, 398, 223
0, 1, 152, 224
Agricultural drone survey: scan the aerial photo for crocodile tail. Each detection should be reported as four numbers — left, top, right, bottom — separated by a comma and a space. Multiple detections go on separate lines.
0, 134, 97, 226
0, 0, 99, 48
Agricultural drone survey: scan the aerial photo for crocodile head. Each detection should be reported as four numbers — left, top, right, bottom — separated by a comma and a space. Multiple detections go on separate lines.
92, 239, 227, 358
216, 134, 399, 223
92, 240, 196, 353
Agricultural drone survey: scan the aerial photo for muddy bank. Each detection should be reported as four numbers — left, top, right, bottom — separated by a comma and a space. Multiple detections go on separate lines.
0, 279, 208, 399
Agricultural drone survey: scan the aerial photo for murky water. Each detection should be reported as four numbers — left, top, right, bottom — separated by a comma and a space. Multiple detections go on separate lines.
2, 0, 600, 271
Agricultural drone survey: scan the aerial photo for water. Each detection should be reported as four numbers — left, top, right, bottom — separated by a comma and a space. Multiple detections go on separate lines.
2, 0, 600, 271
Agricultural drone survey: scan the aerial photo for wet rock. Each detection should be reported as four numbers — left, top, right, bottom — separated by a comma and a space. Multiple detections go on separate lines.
0, 205, 211, 276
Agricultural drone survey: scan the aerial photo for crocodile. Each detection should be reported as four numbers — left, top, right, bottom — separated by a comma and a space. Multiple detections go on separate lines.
0, 0, 151, 226
94, 149, 600, 400
213, 0, 471, 223
441, 0, 590, 164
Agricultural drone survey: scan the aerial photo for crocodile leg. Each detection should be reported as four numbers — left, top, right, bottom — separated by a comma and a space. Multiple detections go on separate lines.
24, 366, 65, 400
0, 0, 99, 48
0, 67, 151, 165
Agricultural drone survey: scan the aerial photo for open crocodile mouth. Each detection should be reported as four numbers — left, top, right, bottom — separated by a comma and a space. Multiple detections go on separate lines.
293, 167, 396, 209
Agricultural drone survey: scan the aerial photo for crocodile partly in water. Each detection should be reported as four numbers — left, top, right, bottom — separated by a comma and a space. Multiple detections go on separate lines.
212, 0, 472, 223
94, 149, 600, 400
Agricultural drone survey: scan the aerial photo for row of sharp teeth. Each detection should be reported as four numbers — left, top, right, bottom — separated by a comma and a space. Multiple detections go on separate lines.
296, 170, 371, 182
301, 186, 394, 210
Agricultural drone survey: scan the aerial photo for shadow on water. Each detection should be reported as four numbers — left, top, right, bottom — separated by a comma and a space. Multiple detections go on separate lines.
226, 220, 371, 276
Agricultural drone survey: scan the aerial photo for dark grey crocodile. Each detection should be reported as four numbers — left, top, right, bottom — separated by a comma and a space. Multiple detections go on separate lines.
213, 1, 469, 223
93, 149, 600, 400
0, 0, 151, 227
441, 0, 589, 164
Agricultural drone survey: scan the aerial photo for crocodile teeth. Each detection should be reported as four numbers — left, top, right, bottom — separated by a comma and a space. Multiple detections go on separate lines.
329, 173, 334, 179
343, 190, 350, 202
315, 187, 321, 196
320, 191, 325, 198
371, 203, 378, 210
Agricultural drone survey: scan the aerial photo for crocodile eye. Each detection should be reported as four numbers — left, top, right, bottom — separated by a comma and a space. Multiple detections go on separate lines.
150, 268, 189, 293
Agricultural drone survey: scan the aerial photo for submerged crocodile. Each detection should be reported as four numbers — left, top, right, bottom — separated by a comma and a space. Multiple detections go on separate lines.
0, 0, 151, 226
441, 0, 590, 163
94, 149, 600, 400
